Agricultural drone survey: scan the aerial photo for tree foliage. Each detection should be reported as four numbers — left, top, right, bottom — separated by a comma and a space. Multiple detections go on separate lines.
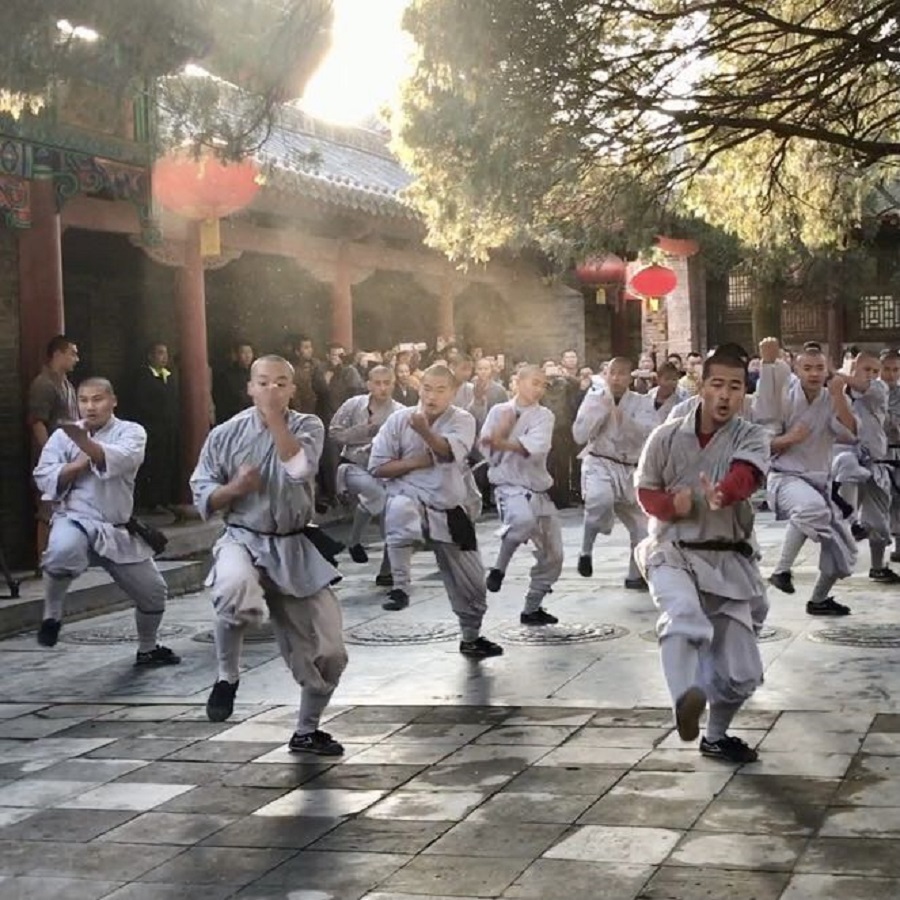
393, 0, 900, 266
0, 0, 333, 157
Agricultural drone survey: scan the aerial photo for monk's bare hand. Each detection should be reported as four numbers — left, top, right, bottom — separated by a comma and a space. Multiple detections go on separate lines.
232, 464, 263, 496
59, 422, 89, 446
786, 422, 811, 444
407, 453, 434, 472
672, 487, 693, 518
829, 373, 848, 397
490, 411, 516, 443
699, 472, 724, 511
409, 412, 430, 436
758, 337, 780, 364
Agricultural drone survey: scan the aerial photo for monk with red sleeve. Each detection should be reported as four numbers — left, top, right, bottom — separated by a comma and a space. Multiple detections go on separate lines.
635, 348, 771, 764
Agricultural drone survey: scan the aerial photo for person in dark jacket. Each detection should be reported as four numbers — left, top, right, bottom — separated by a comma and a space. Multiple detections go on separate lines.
213, 341, 254, 423
393, 362, 419, 406
131, 342, 179, 511
541, 359, 580, 508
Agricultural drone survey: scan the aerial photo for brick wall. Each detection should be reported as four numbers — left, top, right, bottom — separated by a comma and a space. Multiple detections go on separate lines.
496, 274, 585, 364
665, 255, 695, 357
688, 257, 708, 353
584, 289, 614, 367
0, 229, 30, 568
642, 300, 668, 359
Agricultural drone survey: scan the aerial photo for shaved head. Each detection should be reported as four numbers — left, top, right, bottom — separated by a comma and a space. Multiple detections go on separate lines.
78, 377, 114, 396
605, 356, 633, 398
422, 363, 456, 386
251, 354, 294, 378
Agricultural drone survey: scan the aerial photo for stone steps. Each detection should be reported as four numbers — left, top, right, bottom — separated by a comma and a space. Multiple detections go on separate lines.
0, 506, 352, 640
0, 559, 210, 639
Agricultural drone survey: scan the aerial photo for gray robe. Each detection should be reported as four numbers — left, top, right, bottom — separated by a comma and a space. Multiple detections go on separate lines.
329, 394, 403, 468
635, 412, 770, 607
752, 362, 858, 577
33, 416, 151, 564
190, 407, 339, 597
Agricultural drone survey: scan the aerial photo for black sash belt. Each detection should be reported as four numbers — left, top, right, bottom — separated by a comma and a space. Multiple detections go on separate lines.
445, 506, 478, 552
589, 452, 636, 467
69, 517, 168, 556
227, 522, 345, 569
677, 540, 755, 560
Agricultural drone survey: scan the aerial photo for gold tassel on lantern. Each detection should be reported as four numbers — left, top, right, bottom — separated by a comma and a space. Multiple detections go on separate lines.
199, 218, 221, 256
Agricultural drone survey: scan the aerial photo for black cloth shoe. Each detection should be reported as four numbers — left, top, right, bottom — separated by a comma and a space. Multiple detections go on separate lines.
675, 686, 707, 742
37, 618, 61, 648
700, 734, 759, 763
520, 608, 558, 626
134, 645, 181, 667
289, 729, 344, 756
348, 544, 369, 564
768, 571, 795, 594
382, 588, 409, 611
375, 573, 394, 587
206, 679, 239, 722
870, 567, 900, 584
851, 522, 869, 541
577, 555, 593, 578
624, 576, 648, 592
806, 596, 851, 616
459, 636, 504, 659
486, 568, 505, 592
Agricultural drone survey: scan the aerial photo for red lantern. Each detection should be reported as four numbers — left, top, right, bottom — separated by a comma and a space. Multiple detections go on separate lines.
575, 254, 627, 285
152, 151, 262, 255
656, 235, 700, 257
629, 264, 678, 298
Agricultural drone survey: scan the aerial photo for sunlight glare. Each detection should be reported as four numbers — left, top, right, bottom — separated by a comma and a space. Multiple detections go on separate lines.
300, 0, 413, 127
57, 19, 100, 42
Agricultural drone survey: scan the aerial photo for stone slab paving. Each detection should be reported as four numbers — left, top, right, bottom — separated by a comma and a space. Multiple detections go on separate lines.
0, 701, 896, 898
0, 511, 899, 896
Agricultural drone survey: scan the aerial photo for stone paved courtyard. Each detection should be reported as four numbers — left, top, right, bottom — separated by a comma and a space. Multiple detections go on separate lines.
0, 510, 899, 898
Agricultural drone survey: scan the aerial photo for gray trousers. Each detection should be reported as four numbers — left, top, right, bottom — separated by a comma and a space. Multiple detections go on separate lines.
769, 473, 857, 579
494, 489, 564, 612
42, 517, 166, 651
388, 541, 488, 640
209, 541, 348, 734
581, 456, 646, 578
650, 564, 764, 708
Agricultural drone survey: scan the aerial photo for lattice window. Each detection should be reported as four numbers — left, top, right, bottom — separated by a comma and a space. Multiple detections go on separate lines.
725, 271, 753, 319
859, 294, 900, 331
782, 304, 826, 340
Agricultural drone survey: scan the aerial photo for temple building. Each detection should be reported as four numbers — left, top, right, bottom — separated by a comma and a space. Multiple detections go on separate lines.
2, 76, 897, 569
0, 89, 586, 567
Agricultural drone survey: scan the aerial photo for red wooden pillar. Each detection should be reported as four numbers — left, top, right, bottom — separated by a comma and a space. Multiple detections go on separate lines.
175, 221, 211, 500
18, 168, 64, 382
331, 245, 353, 349
438, 282, 455, 341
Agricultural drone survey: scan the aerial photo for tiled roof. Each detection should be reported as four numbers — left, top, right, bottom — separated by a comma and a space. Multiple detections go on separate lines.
257, 105, 417, 219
